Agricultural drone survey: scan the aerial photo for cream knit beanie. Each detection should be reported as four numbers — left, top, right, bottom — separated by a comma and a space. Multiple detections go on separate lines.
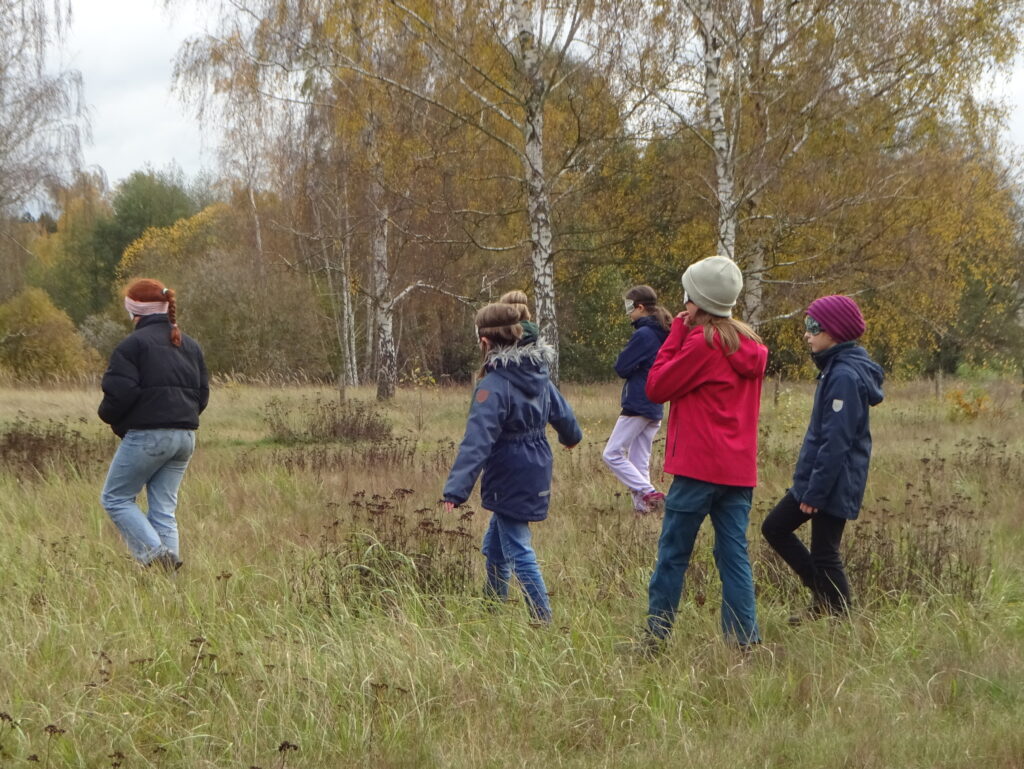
681, 255, 743, 317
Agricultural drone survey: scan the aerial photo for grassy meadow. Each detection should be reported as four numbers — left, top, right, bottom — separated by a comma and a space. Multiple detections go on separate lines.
1, 378, 1023, 768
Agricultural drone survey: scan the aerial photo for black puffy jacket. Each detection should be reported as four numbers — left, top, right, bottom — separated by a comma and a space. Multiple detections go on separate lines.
98, 315, 209, 438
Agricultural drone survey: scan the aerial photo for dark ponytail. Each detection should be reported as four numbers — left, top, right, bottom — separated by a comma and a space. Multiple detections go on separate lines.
625, 285, 672, 332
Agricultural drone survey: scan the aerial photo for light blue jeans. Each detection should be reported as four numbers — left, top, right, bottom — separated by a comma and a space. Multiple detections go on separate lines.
481, 513, 552, 622
100, 429, 196, 565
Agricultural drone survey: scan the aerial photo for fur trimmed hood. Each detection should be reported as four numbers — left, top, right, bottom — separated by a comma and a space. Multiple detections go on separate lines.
483, 341, 555, 398
484, 340, 556, 369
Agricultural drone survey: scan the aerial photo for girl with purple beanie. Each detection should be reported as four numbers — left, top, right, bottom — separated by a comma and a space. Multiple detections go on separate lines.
761, 295, 884, 621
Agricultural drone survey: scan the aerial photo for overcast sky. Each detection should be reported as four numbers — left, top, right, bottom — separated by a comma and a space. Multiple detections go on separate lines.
65, 0, 214, 186
64, 0, 1024, 189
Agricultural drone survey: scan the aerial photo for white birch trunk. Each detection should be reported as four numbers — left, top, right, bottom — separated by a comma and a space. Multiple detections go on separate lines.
340, 175, 359, 386
248, 184, 265, 278
370, 169, 397, 401
340, 243, 358, 388
365, 291, 375, 382
699, 0, 737, 263
516, 0, 560, 383
745, 0, 767, 326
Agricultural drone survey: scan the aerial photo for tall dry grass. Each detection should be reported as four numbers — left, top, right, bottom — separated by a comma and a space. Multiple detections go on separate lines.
0, 379, 1021, 768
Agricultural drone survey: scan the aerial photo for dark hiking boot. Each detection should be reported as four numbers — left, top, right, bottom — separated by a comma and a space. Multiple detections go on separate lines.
616, 631, 666, 661
787, 603, 826, 626
148, 552, 183, 573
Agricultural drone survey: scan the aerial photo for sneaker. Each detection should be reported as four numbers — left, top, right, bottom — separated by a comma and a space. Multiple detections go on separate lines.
148, 552, 183, 573
615, 631, 666, 660
630, 490, 648, 513
788, 597, 850, 625
786, 603, 826, 626
641, 491, 666, 511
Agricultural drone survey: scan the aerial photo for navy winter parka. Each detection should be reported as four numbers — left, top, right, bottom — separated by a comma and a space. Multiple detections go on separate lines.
614, 315, 669, 422
98, 315, 209, 438
790, 342, 884, 519
443, 343, 582, 522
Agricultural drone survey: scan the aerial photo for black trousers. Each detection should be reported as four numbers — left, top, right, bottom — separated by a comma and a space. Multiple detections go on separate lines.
761, 491, 851, 613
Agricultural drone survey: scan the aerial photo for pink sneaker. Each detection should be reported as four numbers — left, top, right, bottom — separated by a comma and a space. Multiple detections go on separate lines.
642, 491, 665, 511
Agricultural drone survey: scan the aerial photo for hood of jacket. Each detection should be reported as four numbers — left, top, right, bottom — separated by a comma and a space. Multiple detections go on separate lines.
813, 342, 884, 406
724, 332, 769, 380
518, 320, 540, 345
484, 341, 556, 398
632, 314, 668, 337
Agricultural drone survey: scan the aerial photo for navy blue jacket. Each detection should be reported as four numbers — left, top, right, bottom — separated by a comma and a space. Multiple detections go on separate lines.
98, 315, 209, 438
614, 315, 669, 421
443, 343, 582, 521
790, 342, 884, 519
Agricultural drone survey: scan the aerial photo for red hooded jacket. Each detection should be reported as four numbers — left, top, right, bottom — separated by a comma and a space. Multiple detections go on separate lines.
646, 316, 768, 487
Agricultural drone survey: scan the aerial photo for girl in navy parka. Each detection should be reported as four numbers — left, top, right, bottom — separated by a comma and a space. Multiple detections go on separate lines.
761, 295, 884, 620
443, 302, 582, 622
602, 285, 671, 513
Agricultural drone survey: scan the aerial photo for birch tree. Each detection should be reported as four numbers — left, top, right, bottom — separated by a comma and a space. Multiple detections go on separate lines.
312, 0, 661, 382
174, 0, 455, 399
281, 106, 361, 389
656, 0, 1023, 326
0, 0, 83, 213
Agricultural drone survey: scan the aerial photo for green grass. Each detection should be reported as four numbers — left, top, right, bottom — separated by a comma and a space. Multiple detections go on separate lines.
0, 379, 1022, 768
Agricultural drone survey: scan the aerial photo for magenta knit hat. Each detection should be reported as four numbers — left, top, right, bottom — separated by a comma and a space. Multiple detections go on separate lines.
806, 295, 866, 342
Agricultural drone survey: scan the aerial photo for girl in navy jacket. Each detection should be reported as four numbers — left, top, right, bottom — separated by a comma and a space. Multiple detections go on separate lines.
602, 286, 671, 513
443, 302, 582, 622
761, 295, 884, 620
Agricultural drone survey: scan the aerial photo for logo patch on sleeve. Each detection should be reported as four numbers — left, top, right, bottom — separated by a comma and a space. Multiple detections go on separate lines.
832, 399, 844, 412
476, 389, 491, 403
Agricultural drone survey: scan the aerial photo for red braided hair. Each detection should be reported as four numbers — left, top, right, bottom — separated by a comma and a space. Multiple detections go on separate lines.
125, 278, 182, 347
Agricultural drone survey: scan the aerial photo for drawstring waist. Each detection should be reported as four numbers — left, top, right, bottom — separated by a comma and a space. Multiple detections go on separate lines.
497, 428, 547, 443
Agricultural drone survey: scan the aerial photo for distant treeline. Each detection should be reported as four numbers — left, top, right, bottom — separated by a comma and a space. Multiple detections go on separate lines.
2, 1, 1023, 393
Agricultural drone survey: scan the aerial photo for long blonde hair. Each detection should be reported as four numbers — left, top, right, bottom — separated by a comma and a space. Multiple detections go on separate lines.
689, 308, 762, 354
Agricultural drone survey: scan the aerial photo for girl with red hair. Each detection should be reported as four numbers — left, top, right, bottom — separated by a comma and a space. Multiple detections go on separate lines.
98, 278, 209, 570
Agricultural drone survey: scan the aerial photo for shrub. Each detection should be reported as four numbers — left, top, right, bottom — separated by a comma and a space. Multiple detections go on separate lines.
0, 288, 99, 380
945, 387, 990, 421
0, 415, 112, 476
291, 489, 477, 613
263, 396, 392, 443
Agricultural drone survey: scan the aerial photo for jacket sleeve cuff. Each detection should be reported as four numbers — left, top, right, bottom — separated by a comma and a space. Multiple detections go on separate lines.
668, 316, 691, 345
801, 492, 827, 509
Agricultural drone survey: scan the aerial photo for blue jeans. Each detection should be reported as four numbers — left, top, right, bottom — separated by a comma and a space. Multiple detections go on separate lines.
481, 513, 551, 622
647, 476, 760, 645
100, 429, 196, 565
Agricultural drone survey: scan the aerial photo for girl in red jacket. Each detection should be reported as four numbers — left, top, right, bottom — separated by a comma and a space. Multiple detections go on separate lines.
642, 255, 768, 649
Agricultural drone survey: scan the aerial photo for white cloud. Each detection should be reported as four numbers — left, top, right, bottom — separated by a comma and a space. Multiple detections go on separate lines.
65, 0, 216, 187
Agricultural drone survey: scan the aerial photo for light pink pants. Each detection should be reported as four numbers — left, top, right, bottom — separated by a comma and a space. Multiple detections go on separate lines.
602, 415, 661, 506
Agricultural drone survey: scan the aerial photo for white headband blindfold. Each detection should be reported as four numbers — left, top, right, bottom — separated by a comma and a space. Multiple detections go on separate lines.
125, 297, 169, 318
